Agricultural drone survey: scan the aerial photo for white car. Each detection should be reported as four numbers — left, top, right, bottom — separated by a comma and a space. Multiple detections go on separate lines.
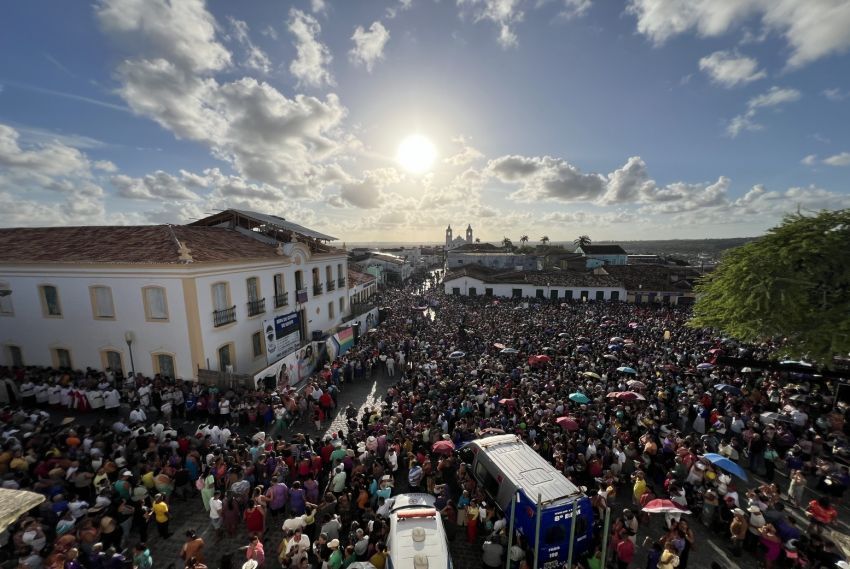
387, 493, 452, 569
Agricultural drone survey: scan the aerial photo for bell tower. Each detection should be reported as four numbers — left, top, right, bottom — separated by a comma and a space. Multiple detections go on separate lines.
466, 224, 473, 244
445, 225, 452, 249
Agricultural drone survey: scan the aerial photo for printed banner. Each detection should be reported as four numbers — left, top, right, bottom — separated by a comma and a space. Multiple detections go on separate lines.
264, 311, 301, 365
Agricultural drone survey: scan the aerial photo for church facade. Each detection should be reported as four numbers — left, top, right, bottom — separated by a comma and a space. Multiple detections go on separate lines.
445, 224, 473, 250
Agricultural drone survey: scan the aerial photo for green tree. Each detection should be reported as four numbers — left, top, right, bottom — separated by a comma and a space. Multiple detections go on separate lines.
520, 235, 529, 246
502, 236, 513, 250
689, 210, 850, 365
540, 235, 550, 246
574, 235, 591, 249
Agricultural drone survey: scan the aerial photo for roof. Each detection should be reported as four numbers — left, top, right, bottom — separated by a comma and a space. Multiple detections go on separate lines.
578, 244, 628, 255
347, 268, 376, 286
191, 209, 337, 241
0, 225, 286, 264
444, 266, 623, 288
362, 252, 406, 265
472, 435, 583, 506
451, 243, 499, 252
601, 264, 702, 292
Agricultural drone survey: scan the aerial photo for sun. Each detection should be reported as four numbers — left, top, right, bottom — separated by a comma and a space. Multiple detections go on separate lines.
396, 134, 437, 173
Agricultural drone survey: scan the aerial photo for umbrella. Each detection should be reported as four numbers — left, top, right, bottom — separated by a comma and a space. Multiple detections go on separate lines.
449, 351, 465, 359
617, 366, 637, 374
603, 354, 618, 361
577, 346, 591, 353
493, 343, 506, 349
714, 384, 742, 395
741, 367, 757, 373
608, 344, 623, 351
0, 489, 46, 534
558, 333, 569, 338
569, 393, 591, 404
500, 348, 519, 354
498, 398, 516, 405
627, 380, 646, 390
641, 499, 691, 515
581, 371, 601, 379
529, 355, 552, 365
708, 348, 723, 354
628, 322, 639, 329
432, 440, 456, 454
702, 453, 748, 481
610, 336, 624, 343
556, 416, 580, 431
541, 347, 555, 353
616, 391, 645, 401
696, 363, 714, 370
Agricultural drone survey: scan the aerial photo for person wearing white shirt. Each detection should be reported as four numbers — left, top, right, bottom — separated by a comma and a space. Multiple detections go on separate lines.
34, 383, 48, 405
219, 398, 230, 423
129, 407, 147, 425
220, 426, 231, 446
59, 387, 72, 408
282, 514, 308, 532
47, 384, 62, 406
87, 390, 105, 410
104, 388, 121, 411
210, 425, 222, 446
137, 384, 151, 408
209, 491, 223, 536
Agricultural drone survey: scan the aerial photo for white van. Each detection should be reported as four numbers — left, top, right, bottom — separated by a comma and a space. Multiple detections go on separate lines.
386, 493, 453, 569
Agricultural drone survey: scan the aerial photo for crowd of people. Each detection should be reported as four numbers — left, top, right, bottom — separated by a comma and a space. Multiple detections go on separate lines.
1, 278, 849, 569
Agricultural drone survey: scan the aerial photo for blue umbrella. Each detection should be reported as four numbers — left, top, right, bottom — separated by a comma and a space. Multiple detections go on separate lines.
703, 453, 748, 481
569, 392, 591, 404
714, 384, 742, 396
696, 363, 714, 370
608, 344, 623, 351
500, 348, 518, 354
449, 351, 465, 359
617, 366, 637, 374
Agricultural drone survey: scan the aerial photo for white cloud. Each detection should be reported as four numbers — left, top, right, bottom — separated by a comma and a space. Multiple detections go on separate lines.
93, 160, 118, 172
261, 26, 278, 40
95, 0, 230, 72
387, 0, 413, 19
698, 50, 766, 87
801, 154, 818, 166
228, 17, 272, 74
335, 168, 402, 209
560, 0, 592, 20
350, 22, 391, 72
0, 124, 91, 179
111, 171, 200, 200
311, 0, 327, 14
458, 0, 524, 49
823, 152, 850, 166
444, 136, 484, 166
287, 8, 334, 88
626, 0, 850, 69
488, 155, 607, 202
726, 85, 801, 137
823, 88, 849, 102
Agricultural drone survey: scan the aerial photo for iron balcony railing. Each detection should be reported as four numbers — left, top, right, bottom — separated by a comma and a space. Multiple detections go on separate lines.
274, 292, 288, 308
247, 298, 266, 316
327, 280, 336, 291
338, 277, 346, 288
313, 283, 323, 296
213, 306, 236, 327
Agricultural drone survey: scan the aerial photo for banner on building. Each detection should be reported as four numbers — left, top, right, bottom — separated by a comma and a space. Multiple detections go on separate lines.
264, 311, 301, 365
326, 326, 355, 361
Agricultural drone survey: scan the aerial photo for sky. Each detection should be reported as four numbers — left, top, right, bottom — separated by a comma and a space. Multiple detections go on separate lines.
1, 0, 850, 243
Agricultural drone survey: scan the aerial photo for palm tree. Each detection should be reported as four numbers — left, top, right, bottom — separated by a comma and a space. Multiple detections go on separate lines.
520, 235, 529, 247
540, 235, 550, 246
474, 237, 481, 244
502, 236, 513, 250
574, 235, 591, 249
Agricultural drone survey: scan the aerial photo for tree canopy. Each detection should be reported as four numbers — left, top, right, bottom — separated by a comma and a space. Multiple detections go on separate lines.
690, 210, 850, 365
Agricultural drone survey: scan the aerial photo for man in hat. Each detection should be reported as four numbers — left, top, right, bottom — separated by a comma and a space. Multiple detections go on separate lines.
327, 538, 343, 569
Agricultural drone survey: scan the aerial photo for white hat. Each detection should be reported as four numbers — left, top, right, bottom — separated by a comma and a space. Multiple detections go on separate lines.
413, 553, 429, 569
733, 508, 745, 516
328, 538, 340, 549
121, 470, 132, 477
242, 561, 258, 569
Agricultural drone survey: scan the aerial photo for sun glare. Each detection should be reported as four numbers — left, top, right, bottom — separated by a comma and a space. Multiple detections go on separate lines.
396, 134, 437, 173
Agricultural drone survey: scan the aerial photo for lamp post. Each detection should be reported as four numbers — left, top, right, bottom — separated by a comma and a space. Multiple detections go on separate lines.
124, 331, 136, 379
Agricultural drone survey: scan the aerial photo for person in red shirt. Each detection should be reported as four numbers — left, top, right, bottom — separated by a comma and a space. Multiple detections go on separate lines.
244, 500, 265, 535
616, 531, 636, 569
807, 497, 838, 526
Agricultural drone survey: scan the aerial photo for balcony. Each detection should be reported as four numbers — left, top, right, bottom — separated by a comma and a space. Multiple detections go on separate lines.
213, 306, 236, 327
247, 297, 266, 316
327, 280, 336, 291
274, 291, 289, 308
338, 277, 346, 289
313, 283, 323, 296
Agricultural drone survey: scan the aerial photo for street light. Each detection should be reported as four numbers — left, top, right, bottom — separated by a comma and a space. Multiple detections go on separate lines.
124, 331, 136, 378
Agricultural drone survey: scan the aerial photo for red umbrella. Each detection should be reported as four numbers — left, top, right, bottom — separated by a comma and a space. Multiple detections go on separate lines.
431, 440, 455, 454
493, 343, 506, 350
556, 416, 580, 431
606, 391, 623, 398
641, 499, 691, 514
616, 391, 646, 401
498, 398, 515, 405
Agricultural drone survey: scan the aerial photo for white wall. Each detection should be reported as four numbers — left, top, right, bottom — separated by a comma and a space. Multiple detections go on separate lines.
442, 276, 626, 301
0, 269, 194, 378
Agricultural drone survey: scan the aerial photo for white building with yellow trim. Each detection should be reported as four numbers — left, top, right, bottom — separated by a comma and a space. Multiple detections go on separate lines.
0, 210, 350, 380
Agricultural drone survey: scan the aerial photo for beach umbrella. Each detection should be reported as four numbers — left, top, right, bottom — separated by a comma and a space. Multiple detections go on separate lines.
627, 380, 646, 390
0, 489, 45, 534
432, 440, 456, 454
714, 384, 742, 395
582, 371, 601, 380
610, 336, 624, 343
500, 348, 519, 354
617, 366, 637, 374
702, 453, 748, 481
556, 416, 580, 431
569, 393, 591, 404
616, 391, 645, 401
449, 351, 465, 359
696, 363, 714, 370
641, 499, 691, 515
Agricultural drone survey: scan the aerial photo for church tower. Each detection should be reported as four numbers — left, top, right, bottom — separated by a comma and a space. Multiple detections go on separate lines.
466, 224, 473, 244
445, 225, 452, 249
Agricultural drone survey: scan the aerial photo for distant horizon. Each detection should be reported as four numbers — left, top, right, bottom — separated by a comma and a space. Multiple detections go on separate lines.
345, 236, 759, 247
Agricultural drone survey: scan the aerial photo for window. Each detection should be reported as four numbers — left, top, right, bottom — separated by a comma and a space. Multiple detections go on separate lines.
142, 286, 169, 321
218, 344, 233, 371
154, 353, 175, 378
246, 277, 260, 302
0, 283, 13, 315
512, 289, 522, 298
326, 266, 333, 283
536, 289, 544, 298
104, 350, 123, 373
39, 285, 62, 317
7, 345, 23, 367
474, 462, 500, 499
610, 291, 620, 301
596, 290, 605, 301
564, 290, 573, 300
328, 301, 335, 319
469, 287, 477, 296
485, 288, 493, 296
90, 286, 115, 319
274, 274, 285, 296
54, 348, 72, 369
212, 282, 230, 311
339, 297, 345, 312
337, 264, 344, 279
550, 289, 559, 300
252, 331, 264, 358
452, 287, 461, 296
295, 270, 304, 291
580, 290, 589, 301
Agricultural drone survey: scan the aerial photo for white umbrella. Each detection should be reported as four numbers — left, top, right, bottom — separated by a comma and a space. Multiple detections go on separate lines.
0, 488, 45, 533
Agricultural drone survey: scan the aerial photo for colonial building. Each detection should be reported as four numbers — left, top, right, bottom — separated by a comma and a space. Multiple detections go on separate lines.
600, 264, 701, 306
574, 244, 629, 268
445, 224, 474, 250
442, 266, 626, 301
352, 252, 413, 284
0, 210, 349, 380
